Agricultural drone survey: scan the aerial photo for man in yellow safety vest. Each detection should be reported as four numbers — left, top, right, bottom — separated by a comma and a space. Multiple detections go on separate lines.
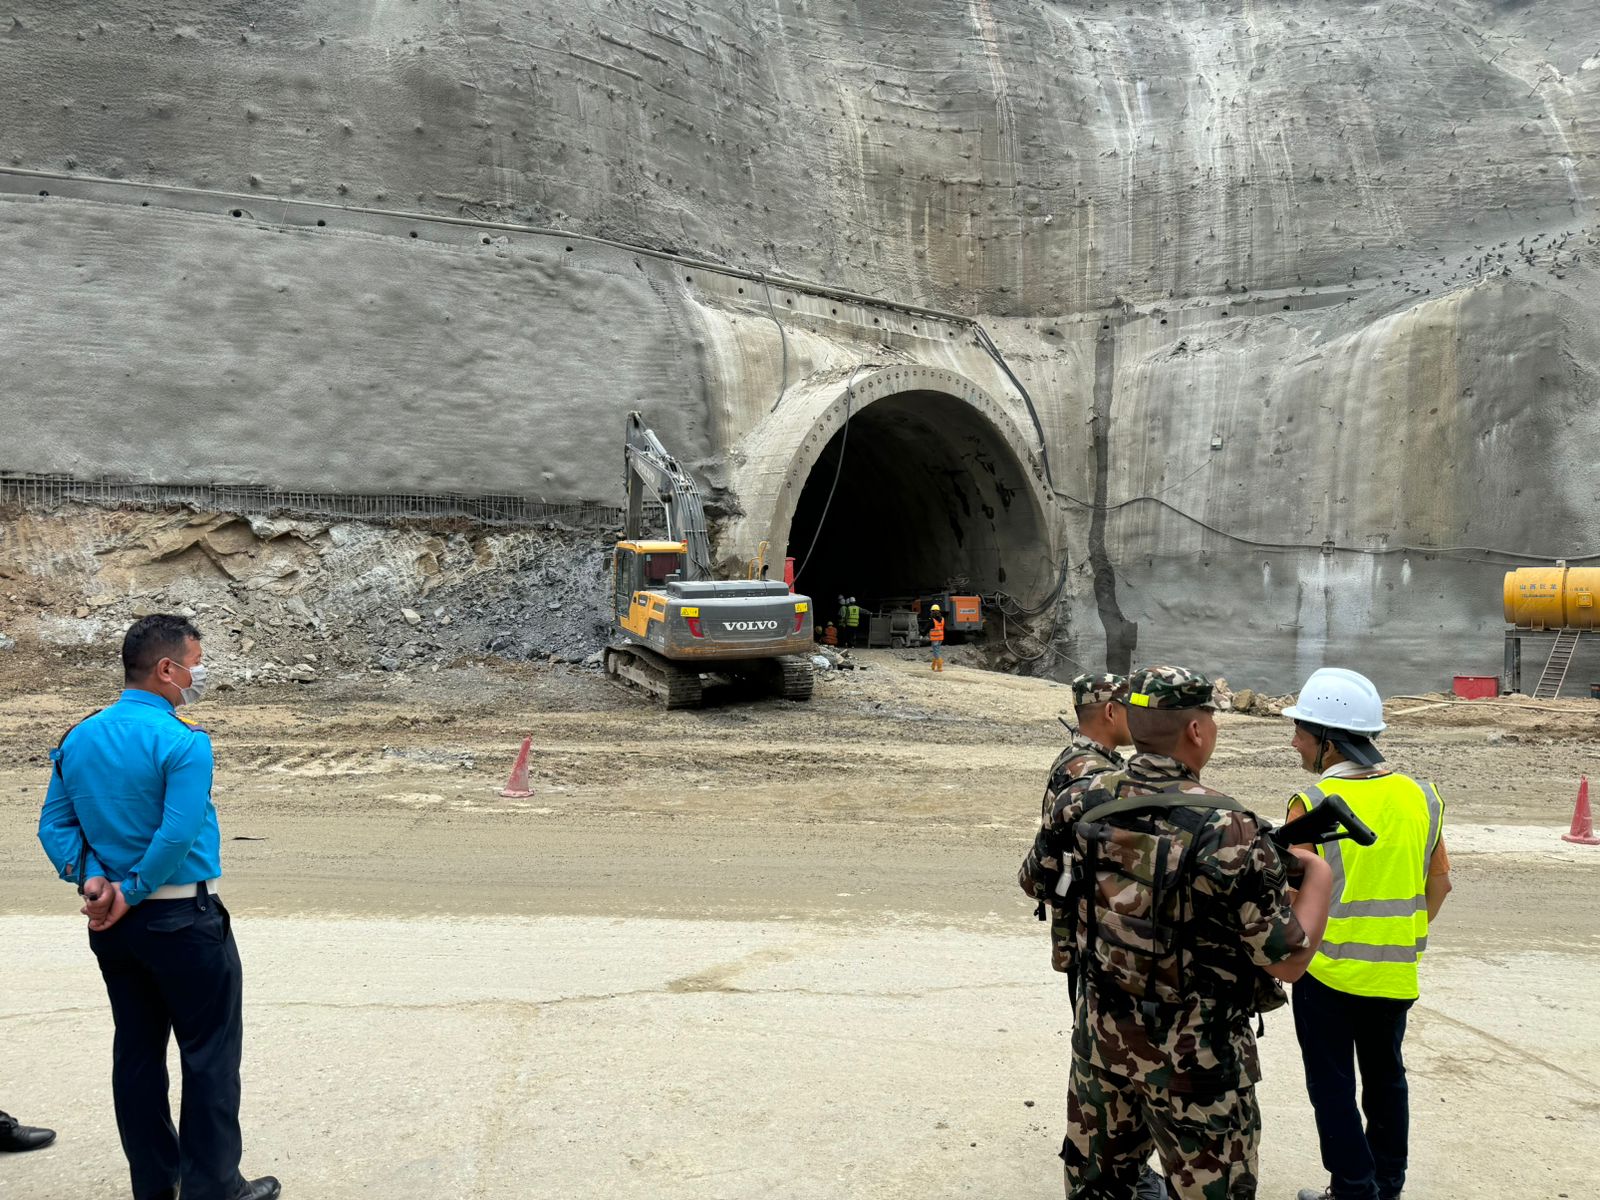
1282, 668, 1451, 1200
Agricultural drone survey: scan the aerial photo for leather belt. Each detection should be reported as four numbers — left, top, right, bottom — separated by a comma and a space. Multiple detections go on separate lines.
149, 878, 221, 901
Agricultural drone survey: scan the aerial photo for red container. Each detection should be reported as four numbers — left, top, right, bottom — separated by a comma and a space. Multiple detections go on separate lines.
1452, 675, 1499, 700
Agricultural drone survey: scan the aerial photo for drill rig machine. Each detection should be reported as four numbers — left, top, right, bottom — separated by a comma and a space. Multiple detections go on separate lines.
603, 412, 815, 709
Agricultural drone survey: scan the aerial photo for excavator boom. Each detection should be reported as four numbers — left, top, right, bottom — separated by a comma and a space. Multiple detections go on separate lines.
624, 411, 714, 581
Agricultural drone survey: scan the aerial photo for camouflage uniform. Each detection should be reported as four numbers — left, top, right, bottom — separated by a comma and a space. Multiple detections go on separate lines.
1059, 667, 1309, 1200
1041, 731, 1124, 821
1020, 673, 1127, 975
1042, 673, 1128, 813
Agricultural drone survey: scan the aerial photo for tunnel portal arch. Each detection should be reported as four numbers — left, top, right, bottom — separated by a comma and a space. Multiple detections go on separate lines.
725, 366, 1058, 615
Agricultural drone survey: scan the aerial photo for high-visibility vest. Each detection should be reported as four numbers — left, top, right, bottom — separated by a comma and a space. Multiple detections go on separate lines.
845, 605, 861, 628
823, 625, 838, 646
1290, 774, 1444, 1001
930, 617, 945, 644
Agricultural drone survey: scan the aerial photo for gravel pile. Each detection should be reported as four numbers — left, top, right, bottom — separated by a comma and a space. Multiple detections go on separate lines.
0, 503, 620, 689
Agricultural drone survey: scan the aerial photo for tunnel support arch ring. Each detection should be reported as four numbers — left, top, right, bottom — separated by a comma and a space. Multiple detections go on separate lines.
723, 365, 1059, 606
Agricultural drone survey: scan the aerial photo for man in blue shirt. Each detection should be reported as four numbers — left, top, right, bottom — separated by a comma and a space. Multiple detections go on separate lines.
38, 614, 280, 1200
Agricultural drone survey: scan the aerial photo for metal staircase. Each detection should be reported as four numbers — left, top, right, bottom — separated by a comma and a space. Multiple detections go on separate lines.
1533, 629, 1581, 699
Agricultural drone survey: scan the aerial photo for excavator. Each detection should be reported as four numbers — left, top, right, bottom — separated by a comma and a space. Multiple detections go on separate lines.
603, 411, 815, 709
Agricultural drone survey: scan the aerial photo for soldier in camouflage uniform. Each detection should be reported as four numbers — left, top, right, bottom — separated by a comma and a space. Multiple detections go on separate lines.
1020, 673, 1176, 1199
1020, 679, 1164, 1200
1059, 667, 1334, 1200
1020, 673, 1131, 975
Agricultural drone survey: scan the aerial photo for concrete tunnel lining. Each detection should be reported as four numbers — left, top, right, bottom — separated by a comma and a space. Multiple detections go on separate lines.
724, 366, 1058, 614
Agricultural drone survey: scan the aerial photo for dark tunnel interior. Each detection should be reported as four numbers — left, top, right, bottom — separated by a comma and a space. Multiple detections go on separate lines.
786, 391, 1048, 623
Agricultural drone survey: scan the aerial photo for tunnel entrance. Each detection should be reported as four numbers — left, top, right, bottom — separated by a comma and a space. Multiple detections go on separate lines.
785, 389, 1050, 624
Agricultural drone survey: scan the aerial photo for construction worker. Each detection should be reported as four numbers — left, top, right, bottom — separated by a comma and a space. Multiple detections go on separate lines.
929, 603, 945, 670
36, 615, 281, 1200
843, 597, 862, 647
0, 1110, 55, 1152
1282, 668, 1451, 1200
1056, 666, 1334, 1199
822, 622, 839, 647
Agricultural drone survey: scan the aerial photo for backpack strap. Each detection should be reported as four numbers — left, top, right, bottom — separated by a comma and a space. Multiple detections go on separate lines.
1080, 789, 1248, 824
1080, 832, 1101, 987
1166, 807, 1212, 1011
1142, 834, 1172, 1029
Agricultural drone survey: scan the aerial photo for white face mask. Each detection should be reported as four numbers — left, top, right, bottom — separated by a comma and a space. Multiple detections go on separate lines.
170, 661, 210, 706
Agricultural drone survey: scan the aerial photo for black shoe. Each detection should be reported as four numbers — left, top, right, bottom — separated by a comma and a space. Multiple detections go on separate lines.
0, 1111, 57, 1152
1135, 1163, 1169, 1199
229, 1178, 282, 1200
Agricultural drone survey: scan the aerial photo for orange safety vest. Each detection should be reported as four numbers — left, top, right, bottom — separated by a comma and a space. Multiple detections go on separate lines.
931, 617, 945, 644
823, 625, 839, 646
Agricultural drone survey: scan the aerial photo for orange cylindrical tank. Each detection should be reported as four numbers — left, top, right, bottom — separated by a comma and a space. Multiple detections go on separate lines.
1503, 566, 1600, 630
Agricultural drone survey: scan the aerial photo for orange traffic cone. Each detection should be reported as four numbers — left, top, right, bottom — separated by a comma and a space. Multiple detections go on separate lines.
500, 736, 534, 798
1562, 775, 1600, 846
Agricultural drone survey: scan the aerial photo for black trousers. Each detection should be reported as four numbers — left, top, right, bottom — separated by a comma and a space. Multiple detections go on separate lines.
89, 892, 246, 1200
1292, 971, 1414, 1200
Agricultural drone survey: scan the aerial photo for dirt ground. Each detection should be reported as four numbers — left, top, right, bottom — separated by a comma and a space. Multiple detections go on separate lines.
3, 649, 1598, 1198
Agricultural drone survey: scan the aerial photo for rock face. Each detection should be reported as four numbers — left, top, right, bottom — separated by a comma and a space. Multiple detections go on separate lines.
0, 506, 618, 679
1, 1, 1597, 691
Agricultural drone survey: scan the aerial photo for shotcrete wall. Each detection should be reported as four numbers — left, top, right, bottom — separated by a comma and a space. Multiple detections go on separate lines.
2, 1, 1592, 311
0, 195, 707, 497
3, 1, 1599, 691
985, 274, 1600, 686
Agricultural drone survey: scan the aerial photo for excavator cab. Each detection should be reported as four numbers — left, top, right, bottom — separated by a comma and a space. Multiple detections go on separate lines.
613, 540, 686, 623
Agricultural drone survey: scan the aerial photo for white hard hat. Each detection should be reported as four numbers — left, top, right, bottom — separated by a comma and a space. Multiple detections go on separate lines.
1283, 667, 1386, 734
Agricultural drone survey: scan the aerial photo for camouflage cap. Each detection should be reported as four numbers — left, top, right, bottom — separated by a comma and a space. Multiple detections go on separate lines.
1121, 665, 1215, 710
1070, 672, 1126, 706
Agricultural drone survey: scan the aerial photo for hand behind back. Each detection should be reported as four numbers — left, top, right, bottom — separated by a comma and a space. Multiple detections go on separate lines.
80, 877, 131, 932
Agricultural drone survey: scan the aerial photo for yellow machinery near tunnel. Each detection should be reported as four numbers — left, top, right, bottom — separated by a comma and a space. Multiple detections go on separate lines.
1503, 566, 1600, 630
604, 413, 815, 709
1501, 563, 1597, 698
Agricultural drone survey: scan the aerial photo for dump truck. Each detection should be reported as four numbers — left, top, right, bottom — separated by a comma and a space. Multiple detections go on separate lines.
602, 412, 815, 709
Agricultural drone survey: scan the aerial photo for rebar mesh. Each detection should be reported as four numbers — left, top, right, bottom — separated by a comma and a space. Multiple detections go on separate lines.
0, 472, 656, 531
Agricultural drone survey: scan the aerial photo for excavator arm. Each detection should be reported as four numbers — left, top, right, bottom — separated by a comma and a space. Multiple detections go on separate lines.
624, 411, 714, 581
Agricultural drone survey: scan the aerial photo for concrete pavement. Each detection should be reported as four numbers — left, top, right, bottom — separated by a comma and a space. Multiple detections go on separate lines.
5, 914, 1595, 1198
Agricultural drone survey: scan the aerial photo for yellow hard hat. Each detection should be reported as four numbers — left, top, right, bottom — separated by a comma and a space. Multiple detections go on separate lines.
931, 604, 941, 611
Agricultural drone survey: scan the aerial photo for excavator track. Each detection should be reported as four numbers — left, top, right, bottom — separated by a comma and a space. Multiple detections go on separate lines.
604, 644, 705, 710
773, 655, 815, 702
